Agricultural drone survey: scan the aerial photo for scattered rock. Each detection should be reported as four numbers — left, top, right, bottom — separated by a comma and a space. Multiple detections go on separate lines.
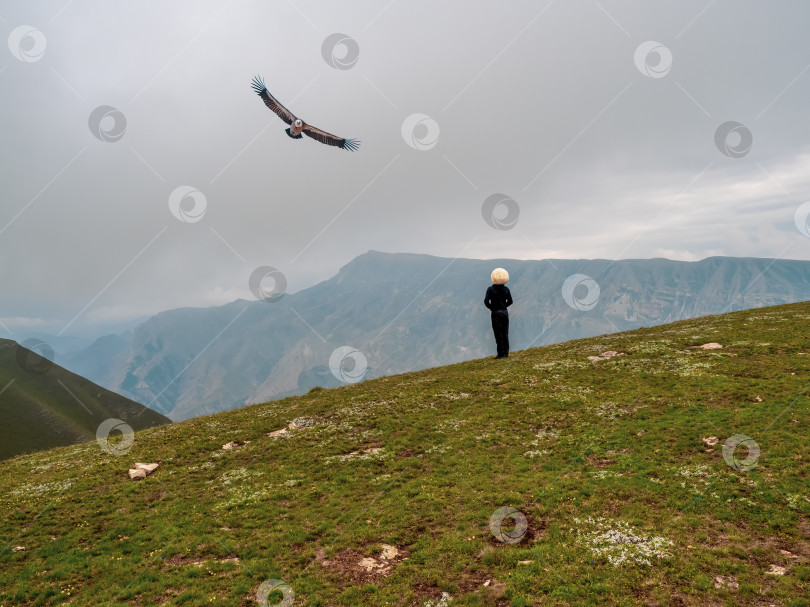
288, 416, 316, 429
698, 342, 723, 350
517, 560, 534, 565
588, 351, 626, 362
352, 447, 383, 456
779, 549, 797, 558
754, 395, 763, 402
11, 546, 25, 552
702, 436, 719, 447
221, 440, 250, 450
128, 462, 159, 480
266, 417, 318, 438
713, 575, 738, 589
765, 564, 787, 576
356, 544, 402, 575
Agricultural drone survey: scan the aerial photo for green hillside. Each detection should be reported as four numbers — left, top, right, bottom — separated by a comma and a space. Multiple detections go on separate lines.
0, 338, 171, 460
1, 303, 809, 606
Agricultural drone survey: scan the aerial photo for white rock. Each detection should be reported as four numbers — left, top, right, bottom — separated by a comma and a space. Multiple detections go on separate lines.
588, 351, 626, 362
129, 462, 159, 479
134, 462, 159, 473
128, 468, 147, 480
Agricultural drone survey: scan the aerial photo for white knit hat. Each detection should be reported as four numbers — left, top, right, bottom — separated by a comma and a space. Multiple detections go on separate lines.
491, 267, 509, 285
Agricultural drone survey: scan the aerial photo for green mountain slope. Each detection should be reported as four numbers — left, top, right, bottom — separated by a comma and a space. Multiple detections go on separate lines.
0, 338, 171, 460
1, 304, 809, 606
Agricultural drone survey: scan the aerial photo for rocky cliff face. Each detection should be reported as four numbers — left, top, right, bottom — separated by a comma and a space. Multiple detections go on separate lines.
62, 252, 810, 419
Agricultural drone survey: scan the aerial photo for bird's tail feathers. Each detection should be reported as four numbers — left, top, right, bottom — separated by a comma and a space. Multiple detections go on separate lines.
285, 128, 303, 139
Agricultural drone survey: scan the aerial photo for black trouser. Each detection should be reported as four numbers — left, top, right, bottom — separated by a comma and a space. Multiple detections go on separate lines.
491, 310, 509, 357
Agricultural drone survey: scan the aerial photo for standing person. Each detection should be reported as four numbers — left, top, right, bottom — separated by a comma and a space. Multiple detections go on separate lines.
484, 268, 513, 359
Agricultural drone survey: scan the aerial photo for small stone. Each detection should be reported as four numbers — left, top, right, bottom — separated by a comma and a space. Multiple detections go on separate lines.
713, 575, 739, 589
698, 342, 723, 349
518, 560, 533, 565
266, 428, 288, 438
766, 564, 786, 576
134, 462, 159, 473
11, 546, 25, 552
588, 351, 626, 362
754, 395, 763, 402
129, 462, 159, 479
702, 436, 719, 447
221, 441, 239, 450
128, 468, 147, 480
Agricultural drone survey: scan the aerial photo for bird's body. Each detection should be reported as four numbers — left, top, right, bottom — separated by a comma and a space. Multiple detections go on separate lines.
286, 119, 304, 138
251, 76, 360, 151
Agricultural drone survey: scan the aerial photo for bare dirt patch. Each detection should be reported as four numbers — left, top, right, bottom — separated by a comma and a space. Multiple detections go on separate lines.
317, 543, 409, 583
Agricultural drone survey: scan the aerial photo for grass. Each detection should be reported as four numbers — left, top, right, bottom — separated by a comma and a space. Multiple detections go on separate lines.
1, 302, 809, 606
0, 338, 170, 460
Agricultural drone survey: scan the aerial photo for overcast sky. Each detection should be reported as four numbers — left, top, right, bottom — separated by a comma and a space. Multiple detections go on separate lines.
2, 0, 810, 338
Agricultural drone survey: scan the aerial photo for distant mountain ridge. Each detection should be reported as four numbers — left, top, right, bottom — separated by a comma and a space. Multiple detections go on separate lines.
62, 252, 810, 420
0, 338, 171, 460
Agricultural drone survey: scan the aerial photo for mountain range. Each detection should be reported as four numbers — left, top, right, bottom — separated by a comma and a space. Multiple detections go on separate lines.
60, 251, 810, 420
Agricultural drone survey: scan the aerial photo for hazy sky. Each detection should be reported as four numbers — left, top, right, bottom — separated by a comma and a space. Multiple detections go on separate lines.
2, 0, 810, 338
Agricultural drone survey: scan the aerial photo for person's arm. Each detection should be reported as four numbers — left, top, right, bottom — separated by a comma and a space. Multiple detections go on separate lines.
484, 286, 493, 310
504, 287, 513, 308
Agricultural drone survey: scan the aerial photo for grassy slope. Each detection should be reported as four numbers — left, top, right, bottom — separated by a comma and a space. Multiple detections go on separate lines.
0, 339, 171, 460
0, 303, 808, 607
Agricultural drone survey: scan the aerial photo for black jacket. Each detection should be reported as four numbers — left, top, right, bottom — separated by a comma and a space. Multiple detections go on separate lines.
484, 284, 513, 312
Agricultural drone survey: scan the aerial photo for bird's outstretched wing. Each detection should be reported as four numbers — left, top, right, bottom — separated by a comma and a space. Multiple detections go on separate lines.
251, 75, 295, 126
301, 123, 361, 151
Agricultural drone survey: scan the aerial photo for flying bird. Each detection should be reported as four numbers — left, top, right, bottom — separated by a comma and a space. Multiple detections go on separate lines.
251, 75, 360, 151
